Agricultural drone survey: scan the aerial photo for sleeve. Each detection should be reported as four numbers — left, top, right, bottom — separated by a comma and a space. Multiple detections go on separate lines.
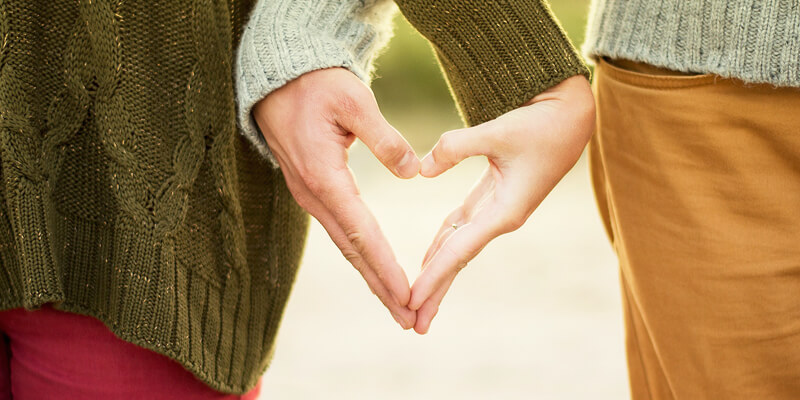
233, 0, 399, 167
393, 0, 591, 127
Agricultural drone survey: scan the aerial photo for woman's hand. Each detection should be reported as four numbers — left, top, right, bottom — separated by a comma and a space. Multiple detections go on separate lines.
409, 74, 596, 334
252, 68, 420, 329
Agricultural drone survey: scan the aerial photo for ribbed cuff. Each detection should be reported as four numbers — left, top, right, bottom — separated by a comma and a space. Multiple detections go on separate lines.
233, 0, 397, 168
395, 0, 590, 126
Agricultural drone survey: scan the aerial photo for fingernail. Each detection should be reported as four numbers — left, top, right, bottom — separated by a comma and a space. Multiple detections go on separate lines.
396, 150, 418, 178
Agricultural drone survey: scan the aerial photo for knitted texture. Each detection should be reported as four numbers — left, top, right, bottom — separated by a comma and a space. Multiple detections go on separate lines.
0, 0, 587, 395
234, 0, 399, 167
0, 0, 309, 394
394, 0, 591, 126
583, 0, 800, 87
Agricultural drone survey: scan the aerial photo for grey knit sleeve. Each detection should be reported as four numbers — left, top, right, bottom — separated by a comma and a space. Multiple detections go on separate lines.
234, 0, 398, 167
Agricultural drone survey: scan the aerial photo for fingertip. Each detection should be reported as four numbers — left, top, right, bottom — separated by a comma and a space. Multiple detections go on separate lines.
395, 150, 420, 179
413, 314, 430, 334
414, 300, 440, 334
413, 314, 432, 334
391, 282, 411, 308
405, 309, 417, 329
419, 154, 442, 178
393, 292, 410, 308
407, 294, 424, 311
393, 307, 416, 330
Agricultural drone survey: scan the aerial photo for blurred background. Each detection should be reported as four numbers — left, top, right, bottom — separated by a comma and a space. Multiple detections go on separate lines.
260, 1, 629, 399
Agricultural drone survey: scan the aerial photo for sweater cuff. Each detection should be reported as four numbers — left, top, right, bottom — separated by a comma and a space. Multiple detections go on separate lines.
395, 0, 590, 126
234, 0, 397, 168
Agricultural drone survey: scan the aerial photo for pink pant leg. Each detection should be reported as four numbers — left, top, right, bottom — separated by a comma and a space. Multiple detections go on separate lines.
0, 304, 261, 400
0, 332, 9, 400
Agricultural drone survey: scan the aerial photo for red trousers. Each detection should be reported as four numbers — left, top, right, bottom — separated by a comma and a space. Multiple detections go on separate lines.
0, 304, 261, 399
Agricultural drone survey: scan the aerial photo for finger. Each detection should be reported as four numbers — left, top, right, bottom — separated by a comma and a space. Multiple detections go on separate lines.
353, 251, 417, 329
409, 213, 499, 311
421, 169, 493, 267
336, 89, 419, 179
422, 209, 463, 267
420, 122, 501, 178
422, 225, 455, 269
303, 187, 416, 329
414, 274, 456, 334
314, 171, 413, 307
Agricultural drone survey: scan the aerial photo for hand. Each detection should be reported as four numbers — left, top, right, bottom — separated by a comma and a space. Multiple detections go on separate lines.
252, 68, 420, 329
409, 75, 596, 334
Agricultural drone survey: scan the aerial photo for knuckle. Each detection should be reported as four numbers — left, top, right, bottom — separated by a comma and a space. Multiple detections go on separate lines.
337, 92, 363, 118
441, 244, 469, 271
497, 212, 527, 234
346, 230, 384, 278
480, 121, 511, 151
504, 218, 525, 233
434, 132, 456, 162
374, 135, 406, 164
341, 249, 363, 270
336, 85, 371, 118
346, 230, 367, 255
298, 167, 326, 195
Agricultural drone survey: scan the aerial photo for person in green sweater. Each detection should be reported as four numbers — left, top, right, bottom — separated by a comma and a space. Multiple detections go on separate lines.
0, 0, 593, 397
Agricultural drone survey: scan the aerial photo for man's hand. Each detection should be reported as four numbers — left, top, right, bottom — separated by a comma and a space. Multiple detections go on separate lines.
252, 68, 420, 329
409, 75, 596, 334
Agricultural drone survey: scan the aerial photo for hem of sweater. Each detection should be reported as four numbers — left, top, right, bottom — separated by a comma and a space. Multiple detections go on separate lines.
65, 302, 267, 395
584, 45, 800, 89
0, 205, 270, 395
581, 0, 800, 88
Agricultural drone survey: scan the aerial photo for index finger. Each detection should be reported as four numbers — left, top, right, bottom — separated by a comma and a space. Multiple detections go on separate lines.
409, 211, 501, 311
314, 169, 412, 307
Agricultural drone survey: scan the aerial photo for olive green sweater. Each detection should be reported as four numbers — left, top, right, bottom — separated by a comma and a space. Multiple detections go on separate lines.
0, 0, 587, 394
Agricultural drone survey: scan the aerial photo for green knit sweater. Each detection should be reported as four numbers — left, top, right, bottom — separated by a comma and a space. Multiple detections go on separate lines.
0, 0, 587, 394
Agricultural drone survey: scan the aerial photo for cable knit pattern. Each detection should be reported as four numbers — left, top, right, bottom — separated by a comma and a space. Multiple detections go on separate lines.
0, 0, 306, 394
583, 0, 800, 87
0, 0, 586, 394
234, 0, 398, 167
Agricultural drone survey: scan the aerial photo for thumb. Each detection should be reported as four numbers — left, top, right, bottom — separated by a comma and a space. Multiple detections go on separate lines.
337, 89, 419, 179
420, 122, 500, 178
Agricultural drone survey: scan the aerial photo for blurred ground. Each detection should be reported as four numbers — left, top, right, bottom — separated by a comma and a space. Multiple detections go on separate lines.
260, 2, 629, 399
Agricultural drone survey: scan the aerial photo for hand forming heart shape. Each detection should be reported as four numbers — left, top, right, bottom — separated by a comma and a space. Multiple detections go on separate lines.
253, 68, 595, 334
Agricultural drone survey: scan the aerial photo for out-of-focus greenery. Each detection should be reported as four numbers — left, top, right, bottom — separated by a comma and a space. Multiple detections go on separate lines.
371, 0, 592, 152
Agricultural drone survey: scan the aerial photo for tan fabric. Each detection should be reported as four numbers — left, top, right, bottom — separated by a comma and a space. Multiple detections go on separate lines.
589, 57, 800, 399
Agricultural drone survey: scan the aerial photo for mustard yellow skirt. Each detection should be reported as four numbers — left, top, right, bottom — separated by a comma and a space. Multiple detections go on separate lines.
590, 57, 800, 400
